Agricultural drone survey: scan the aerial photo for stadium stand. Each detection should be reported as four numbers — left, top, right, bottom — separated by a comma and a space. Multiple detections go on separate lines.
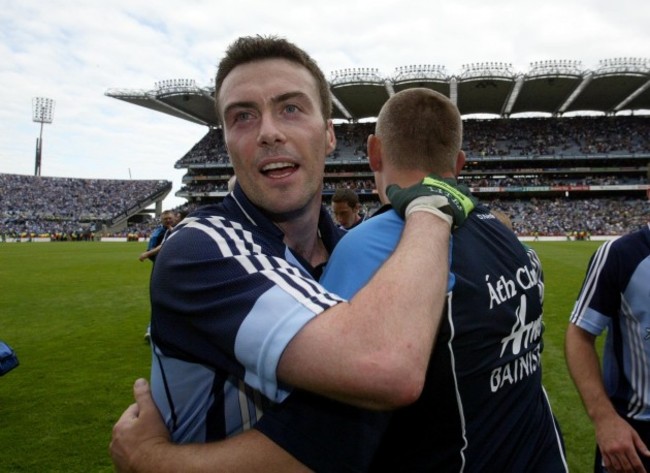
6, 60, 646, 242
167, 116, 649, 236
0, 174, 171, 240
105, 57, 650, 238
8, 56, 633, 239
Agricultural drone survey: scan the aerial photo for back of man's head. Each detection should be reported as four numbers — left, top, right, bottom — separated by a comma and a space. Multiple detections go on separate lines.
375, 88, 462, 174
214, 35, 332, 124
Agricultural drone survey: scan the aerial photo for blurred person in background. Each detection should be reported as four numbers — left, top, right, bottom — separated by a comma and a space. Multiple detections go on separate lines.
331, 187, 365, 230
138, 210, 180, 263
138, 209, 180, 342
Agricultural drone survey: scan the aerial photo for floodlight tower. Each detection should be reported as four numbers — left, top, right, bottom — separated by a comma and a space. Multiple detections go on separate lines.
32, 97, 55, 176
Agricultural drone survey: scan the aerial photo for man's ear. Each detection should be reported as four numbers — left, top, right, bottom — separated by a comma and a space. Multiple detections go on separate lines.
368, 134, 382, 172
455, 150, 466, 176
325, 119, 337, 155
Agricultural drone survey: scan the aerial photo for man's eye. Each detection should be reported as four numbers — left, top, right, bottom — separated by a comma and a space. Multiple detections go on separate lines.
285, 104, 299, 114
234, 111, 252, 122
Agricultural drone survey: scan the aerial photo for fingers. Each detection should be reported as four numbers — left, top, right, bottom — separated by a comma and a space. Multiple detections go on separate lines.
602, 449, 648, 473
118, 402, 140, 424
133, 378, 149, 396
133, 378, 155, 413
633, 434, 650, 458
113, 379, 152, 426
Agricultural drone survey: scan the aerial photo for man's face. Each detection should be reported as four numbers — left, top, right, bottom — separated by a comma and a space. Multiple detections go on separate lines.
161, 213, 175, 228
332, 201, 360, 229
218, 58, 335, 217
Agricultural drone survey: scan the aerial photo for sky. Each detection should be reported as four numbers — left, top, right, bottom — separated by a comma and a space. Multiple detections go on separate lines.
2, 0, 649, 209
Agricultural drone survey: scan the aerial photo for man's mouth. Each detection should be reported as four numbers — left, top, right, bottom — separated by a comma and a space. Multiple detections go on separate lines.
261, 161, 298, 178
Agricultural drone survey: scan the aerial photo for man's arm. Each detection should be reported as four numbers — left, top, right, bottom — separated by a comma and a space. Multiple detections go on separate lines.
111, 379, 311, 473
565, 323, 650, 472
139, 244, 162, 262
278, 211, 449, 410
277, 177, 476, 410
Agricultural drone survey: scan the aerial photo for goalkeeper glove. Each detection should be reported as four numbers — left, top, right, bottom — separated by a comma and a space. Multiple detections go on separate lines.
386, 174, 478, 228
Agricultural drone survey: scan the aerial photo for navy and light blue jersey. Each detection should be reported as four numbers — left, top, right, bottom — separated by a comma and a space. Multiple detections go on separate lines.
258, 204, 568, 472
149, 184, 345, 443
569, 223, 650, 421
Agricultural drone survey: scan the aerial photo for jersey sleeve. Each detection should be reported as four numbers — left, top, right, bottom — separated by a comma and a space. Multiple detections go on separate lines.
151, 216, 343, 402
569, 239, 620, 335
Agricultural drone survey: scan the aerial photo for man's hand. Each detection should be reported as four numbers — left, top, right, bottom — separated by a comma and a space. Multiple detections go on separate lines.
386, 174, 477, 228
595, 414, 650, 473
110, 379, 171, 473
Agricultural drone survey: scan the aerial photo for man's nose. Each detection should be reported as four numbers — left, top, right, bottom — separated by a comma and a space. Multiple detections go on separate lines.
257, 114, 286, 146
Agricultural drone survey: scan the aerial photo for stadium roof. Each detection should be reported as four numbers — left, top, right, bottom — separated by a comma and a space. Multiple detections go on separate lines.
106, 57, 650, 126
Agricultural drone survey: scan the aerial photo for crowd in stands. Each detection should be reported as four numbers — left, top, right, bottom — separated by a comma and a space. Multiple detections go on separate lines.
338, 197, 648, 237
463, 115, 650, 158
460, 175, 647, 187
175, 128, 229, 166
179, 174, 645, 195
174, 116, 650, 169
0, 174, 170, 238
324, 179, 376, 192
2, 116, 648, 240
488, 197, 648, 237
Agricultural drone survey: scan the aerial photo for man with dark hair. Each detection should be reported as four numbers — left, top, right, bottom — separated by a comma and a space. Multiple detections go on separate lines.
331, 187, 365, 230
111, 37, 475, 472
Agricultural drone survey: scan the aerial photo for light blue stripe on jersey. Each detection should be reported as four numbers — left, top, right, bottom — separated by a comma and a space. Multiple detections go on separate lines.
183, 217, 261, 257
183, 212, 342, 402
622, 256, 650, 419
236, 284, 329, 402
225, 377, 265, 435
571, 232, 650, 420
151, 345, 216, 443
569, 238, 615, 334
152, 344, 269, 443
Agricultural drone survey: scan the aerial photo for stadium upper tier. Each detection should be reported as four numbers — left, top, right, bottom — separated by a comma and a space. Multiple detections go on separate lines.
0, 174, 172, 234
105, 58, 650, 123
172, 115, 649, 207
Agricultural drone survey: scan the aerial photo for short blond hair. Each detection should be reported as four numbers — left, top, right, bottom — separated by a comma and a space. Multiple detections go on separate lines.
375, 88, 462, 174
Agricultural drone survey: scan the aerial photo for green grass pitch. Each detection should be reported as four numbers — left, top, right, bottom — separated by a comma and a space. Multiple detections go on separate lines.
0, 240, 603, 472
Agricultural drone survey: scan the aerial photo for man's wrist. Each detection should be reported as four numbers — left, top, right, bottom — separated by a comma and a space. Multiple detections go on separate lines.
404, 200, 453, 227
405, 207, 453, 228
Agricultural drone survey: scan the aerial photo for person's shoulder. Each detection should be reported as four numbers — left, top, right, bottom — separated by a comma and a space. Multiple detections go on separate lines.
604, 225, 650, 265
332, 208, 402, 258
617, 224, 650, 247
187, 203, 223, 218
462, 204, 502, 230
349, 207, 401, 234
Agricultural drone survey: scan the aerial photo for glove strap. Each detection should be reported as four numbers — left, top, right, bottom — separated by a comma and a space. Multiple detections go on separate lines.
404, 196, 453, 227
